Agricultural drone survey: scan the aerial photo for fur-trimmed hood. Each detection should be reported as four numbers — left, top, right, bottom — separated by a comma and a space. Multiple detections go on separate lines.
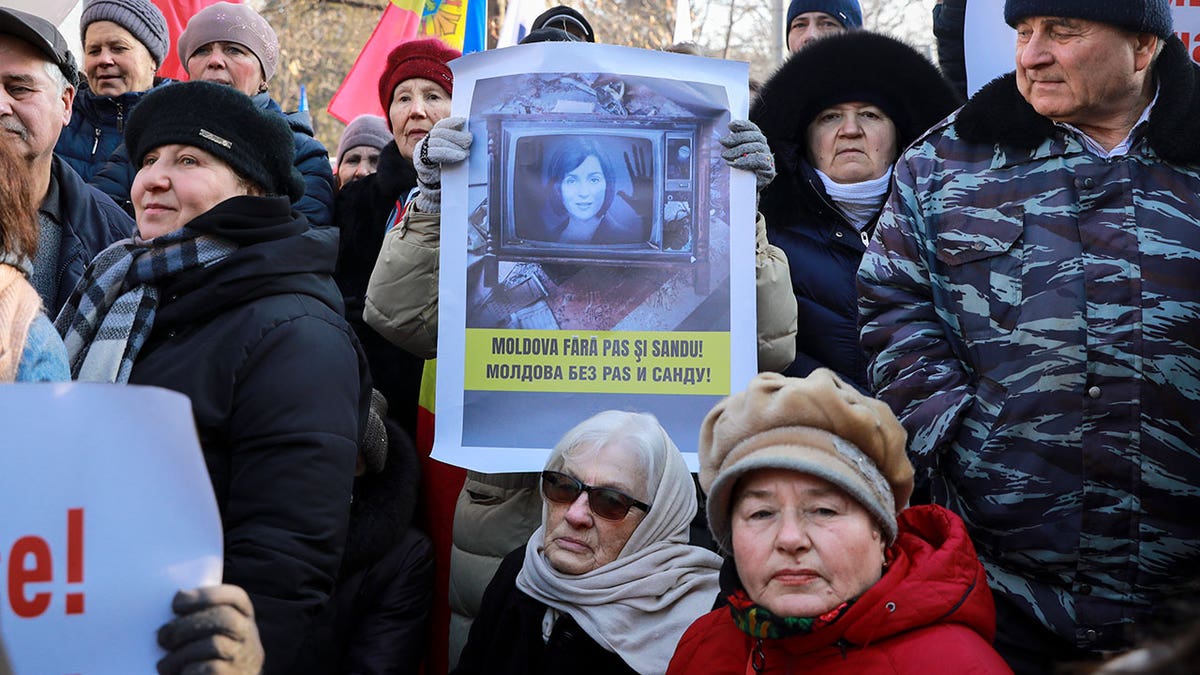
752, 31, 962, 171
956, 35, 1200, 164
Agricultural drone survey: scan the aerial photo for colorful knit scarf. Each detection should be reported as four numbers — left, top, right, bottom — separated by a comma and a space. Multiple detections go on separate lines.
726, 586, 855, 640
55, 227, 236, 383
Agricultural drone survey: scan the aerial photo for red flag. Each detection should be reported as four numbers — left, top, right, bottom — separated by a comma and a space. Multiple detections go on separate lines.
151, 0, 235, 81
327, 2, 423, 124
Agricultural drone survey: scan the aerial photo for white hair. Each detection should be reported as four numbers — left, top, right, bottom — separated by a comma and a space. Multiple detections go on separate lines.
545, 410, 676, 504
41, 60, 72, 96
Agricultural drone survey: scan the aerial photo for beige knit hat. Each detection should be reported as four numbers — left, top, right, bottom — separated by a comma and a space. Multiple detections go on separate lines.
698, 369, 912, 552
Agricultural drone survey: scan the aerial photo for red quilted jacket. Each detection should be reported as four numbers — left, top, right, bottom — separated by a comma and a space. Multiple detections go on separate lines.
667, 505, 1012, 674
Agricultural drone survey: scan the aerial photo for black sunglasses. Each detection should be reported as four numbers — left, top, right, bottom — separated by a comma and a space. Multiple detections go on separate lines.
541, 471, 651, 520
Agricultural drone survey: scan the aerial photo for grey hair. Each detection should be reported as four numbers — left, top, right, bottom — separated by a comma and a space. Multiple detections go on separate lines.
41, 60, 72, 96
544, 410, 674, 504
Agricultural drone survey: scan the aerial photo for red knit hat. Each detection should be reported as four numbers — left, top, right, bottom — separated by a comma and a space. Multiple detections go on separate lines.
378, 38, 460, 126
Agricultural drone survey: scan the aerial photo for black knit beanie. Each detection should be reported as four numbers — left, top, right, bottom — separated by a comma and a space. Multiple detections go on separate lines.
1005, 0, 1174, 39
124, 80, 304, 201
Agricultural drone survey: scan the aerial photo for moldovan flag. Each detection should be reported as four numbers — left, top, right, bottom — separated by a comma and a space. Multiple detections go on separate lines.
152, 0, 233, 81
328, 0, 484, 123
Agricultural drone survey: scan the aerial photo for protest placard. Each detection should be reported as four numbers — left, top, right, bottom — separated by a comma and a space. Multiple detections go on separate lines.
434, 43, 757, 472
0, 384, 222, 674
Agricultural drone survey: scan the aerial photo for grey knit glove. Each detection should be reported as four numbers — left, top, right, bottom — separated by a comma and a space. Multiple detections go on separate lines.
720, 119, 776, 193
413, 116, 472, 213
156, 585, 264, 675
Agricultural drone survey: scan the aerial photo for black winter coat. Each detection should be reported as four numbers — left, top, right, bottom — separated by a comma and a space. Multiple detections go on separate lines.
313, 415, 434, 674
453, 547, 637, 675
126, 197, 369, 675
759, 154, 875, 391
333, 141, 424, 438
43, 156, 135, 314
90, 92, 336, 228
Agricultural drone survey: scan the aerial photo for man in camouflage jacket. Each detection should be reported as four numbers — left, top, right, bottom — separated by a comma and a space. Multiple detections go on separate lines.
857, 1, 1200, 672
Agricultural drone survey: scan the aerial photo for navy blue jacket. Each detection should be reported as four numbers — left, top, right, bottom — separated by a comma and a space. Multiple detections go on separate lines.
45, 156, 135, 315
90, 91, 336, 228
55, 79, 173, 182
759, 153, 874, 392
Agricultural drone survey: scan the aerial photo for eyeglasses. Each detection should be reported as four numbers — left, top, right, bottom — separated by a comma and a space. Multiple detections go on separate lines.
541, 470, 651, 520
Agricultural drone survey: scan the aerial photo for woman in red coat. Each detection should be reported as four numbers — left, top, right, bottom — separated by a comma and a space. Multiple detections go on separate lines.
668, 370, 1012, 674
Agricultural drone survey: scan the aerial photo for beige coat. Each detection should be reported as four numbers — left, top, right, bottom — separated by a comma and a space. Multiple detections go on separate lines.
363, 208, 797, 371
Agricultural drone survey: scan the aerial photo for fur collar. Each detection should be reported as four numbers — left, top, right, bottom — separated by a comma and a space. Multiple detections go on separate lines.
956, 36, 1200, 164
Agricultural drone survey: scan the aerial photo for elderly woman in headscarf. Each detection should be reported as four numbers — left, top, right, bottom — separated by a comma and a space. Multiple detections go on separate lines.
56, 80, 367, 675
55, 0, 173, 181
667, 371, 1011, 673
452, 411, 723, 675
92, 1, 336, 228
751, 31, 961, 391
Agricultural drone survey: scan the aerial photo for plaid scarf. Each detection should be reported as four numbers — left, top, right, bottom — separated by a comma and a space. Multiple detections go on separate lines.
55, 227, 237, 383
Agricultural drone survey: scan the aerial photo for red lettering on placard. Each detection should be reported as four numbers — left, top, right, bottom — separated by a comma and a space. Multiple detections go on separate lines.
7, 536, 52, 617
66, 508, 84, 614
1, 508, 86, 617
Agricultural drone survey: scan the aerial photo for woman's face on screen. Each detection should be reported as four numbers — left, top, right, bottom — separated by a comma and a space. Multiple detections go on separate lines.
559, 154, 607, 223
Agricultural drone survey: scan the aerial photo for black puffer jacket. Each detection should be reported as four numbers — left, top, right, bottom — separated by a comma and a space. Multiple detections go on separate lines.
310, 415, 434, 674
334, 140, 424, 438
126, 196, 369, 675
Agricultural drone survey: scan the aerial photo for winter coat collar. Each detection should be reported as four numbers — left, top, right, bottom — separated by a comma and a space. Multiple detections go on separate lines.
152, 197, 342, 329
956, 36, 1200, 165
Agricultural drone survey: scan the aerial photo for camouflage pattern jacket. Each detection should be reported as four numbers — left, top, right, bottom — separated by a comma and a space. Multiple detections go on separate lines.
857, 37, 1200, 653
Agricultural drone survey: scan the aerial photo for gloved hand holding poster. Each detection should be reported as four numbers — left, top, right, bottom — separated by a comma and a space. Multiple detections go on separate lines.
0, 384, 222, 674
433, 43, 757, 472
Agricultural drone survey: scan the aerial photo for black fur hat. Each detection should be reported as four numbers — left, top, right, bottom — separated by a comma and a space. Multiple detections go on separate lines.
752, 31, 963, 157
125, 80, 304, 201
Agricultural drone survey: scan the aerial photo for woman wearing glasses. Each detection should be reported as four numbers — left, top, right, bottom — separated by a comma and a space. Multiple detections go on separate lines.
452, 411, 722, 675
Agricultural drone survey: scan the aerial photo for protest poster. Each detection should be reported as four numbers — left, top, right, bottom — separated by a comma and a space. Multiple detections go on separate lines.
0, 384, 222, 674
966, 1, 1200, 96
434, 43, 757, 472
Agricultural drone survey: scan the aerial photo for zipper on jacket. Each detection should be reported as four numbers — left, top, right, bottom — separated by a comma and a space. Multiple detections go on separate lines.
836, 638, 851, 659
91, 128, 101, 157
116, 103, 125, 133
746, 638, 765, 674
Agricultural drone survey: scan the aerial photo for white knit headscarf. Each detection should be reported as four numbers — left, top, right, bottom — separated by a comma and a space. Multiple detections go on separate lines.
516, 411, 722, 674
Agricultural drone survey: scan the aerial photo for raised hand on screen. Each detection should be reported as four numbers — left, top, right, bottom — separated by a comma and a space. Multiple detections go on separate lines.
413, 116, 473, 213
618, 144, 654, 220
720, 119, 776, 194
156, 584, 264, 675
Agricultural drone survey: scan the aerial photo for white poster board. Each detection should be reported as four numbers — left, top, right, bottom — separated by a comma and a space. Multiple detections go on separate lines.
435, 42, 757, 473
0, 384, 222, 674
965, 2, 1200, 97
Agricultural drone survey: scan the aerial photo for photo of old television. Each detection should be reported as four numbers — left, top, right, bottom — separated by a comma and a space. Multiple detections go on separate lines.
483, 114, 711, 292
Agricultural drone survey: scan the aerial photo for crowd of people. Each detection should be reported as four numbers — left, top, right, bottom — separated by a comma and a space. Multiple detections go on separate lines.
1, 0, 1198, 673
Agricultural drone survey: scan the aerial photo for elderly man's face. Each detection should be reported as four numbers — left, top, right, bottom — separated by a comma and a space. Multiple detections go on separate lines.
1015, 16, 1156, 131
0, 35, 73, 166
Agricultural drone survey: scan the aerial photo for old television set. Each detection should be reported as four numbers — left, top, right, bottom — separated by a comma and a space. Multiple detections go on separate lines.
484, 114, 711, 292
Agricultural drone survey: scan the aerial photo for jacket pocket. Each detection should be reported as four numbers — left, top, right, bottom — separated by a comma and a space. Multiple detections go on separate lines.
934, 207, 1026, 337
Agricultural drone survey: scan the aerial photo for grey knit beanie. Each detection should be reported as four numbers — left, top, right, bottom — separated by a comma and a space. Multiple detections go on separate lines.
1005, 0, 1174, 39
336, 115, 391, 166
81, 0, 170, 66
177, 1, 279, 81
